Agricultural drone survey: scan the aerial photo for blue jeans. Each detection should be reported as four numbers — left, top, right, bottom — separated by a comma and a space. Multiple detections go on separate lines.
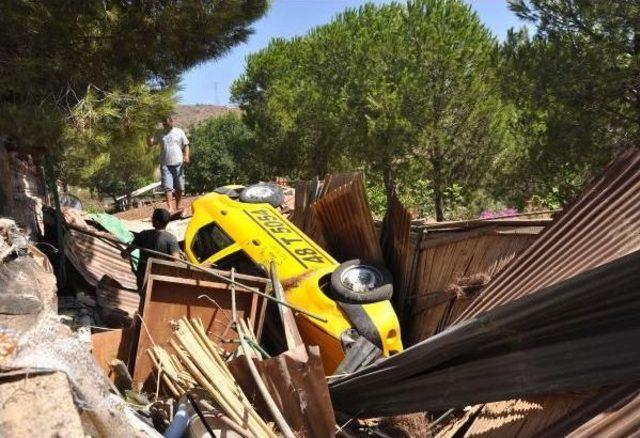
161, 164, 185, 192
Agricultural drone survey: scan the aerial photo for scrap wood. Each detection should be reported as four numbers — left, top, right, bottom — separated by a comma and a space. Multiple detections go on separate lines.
132, 259, 271, 390
91, 326, 134, 385
162, 317, 277, 437
229, 343, 337, 437
407, 226, 539, 344
329, 250, 640, 417
199, 399, 254, 438
269, 261, 304, 351
238, 320, 296, 438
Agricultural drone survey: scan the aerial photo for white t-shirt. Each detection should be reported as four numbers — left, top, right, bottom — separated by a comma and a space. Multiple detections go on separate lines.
159, 127, 189, 166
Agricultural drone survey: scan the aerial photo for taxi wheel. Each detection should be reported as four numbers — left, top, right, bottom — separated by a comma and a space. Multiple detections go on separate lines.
331, 259, 393, 304
239, 183, 285, 207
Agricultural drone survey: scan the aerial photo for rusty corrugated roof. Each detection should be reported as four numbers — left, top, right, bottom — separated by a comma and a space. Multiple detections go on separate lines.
456, 148, 640, 321
329, 150, 640, 418
64, 229, 137, 290
329, 249, 640, 417
312, 173, 384, 265
442, 148, 640, 436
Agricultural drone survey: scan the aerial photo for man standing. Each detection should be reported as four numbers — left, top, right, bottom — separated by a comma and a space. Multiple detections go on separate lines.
148, 116, 190, 212
121, 208, 181, 291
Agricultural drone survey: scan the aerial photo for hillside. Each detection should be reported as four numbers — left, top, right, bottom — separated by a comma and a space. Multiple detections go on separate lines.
173, 104, 240, 131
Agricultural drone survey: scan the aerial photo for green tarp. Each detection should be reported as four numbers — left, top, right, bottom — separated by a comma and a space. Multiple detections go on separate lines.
88, 213, 140, 269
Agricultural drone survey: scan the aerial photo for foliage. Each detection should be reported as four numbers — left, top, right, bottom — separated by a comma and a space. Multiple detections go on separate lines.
187, 113, 259, 192
60, 84, 174, 198
0, 0, 268, 196
496, 1, 640, 207
233, 0, 510, 220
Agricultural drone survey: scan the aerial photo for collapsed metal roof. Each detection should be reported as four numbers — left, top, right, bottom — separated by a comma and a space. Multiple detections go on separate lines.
329, 249, 640, 416
329, 148, 640, 422
456, 148, 640, 321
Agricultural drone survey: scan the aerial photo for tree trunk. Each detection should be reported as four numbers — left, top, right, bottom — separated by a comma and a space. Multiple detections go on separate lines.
383, 164, 395, 209
313, 139, 331, 177
431, 153, 444, 222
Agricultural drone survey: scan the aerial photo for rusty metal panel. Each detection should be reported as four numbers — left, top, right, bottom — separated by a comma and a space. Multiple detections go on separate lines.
292, 173, 360, 250
64, 228, 138, 290
443, 148, 640, 436
380, 193, 413, 322
329, 249, 640, 417
228, 345, 336, 437
313, 173, 384, 265
456, 148, 640, 321
95, 275, 140, 317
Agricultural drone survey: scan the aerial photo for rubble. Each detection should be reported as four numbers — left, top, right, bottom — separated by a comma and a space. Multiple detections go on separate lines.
3, 149, 640, 437
0, 220, 157, 436
0, 371, 85, 437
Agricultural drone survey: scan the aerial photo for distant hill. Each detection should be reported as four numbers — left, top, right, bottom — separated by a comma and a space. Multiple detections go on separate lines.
173, 104, 240, 131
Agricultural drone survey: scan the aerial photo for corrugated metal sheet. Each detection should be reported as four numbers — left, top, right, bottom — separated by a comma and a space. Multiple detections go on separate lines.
95, 275, 140, 316
443, 148, 640, 436
456, 148, 640, 321
329, 249, 640, 417
312, 173, 384, 265
64, 228, 137, 290
292, 173, 360, 250
380, 193, 413, 322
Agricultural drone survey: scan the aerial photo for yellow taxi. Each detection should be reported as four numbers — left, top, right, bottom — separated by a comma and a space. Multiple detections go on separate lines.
184, 183, 403, 373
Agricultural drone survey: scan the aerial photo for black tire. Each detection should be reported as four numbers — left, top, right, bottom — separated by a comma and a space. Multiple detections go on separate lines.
330, 259, 393, 304
214, 186, 243, 198
239, 183, 285, 207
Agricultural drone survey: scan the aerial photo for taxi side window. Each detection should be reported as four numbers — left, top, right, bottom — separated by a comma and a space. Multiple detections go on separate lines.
191, 222, 234, 263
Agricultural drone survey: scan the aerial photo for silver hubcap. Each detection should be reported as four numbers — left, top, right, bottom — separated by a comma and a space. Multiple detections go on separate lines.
340, 265, 382, 293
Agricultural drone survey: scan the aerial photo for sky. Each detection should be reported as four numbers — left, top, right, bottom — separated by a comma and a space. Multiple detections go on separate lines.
179, 0, 525, 105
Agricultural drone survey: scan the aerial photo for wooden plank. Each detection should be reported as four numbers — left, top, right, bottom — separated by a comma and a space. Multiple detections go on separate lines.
92, 327, 135, 383
132, 260, 269, 390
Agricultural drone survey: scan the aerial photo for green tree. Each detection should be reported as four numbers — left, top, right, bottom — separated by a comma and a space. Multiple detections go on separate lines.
232, 31, 351, 179
498, 1, 640, 207
59, 83, 174, 199
187, 113, 258, 192
341, 1, 510, 220
0, 0, 269, 195
233, 0, 510, 220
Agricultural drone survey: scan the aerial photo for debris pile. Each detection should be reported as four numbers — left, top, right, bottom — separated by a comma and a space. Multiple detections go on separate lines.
3, 150, 640, 437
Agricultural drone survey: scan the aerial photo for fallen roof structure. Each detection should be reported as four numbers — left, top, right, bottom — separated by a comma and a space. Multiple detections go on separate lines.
438, 147, 640, 436
456, 147, 640, 320
330, 148, 640, 429
329, 249, 640, 416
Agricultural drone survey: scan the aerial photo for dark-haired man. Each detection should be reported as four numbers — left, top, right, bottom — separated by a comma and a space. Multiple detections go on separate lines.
147, 116, 190, 212
121, 208, 181, 291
